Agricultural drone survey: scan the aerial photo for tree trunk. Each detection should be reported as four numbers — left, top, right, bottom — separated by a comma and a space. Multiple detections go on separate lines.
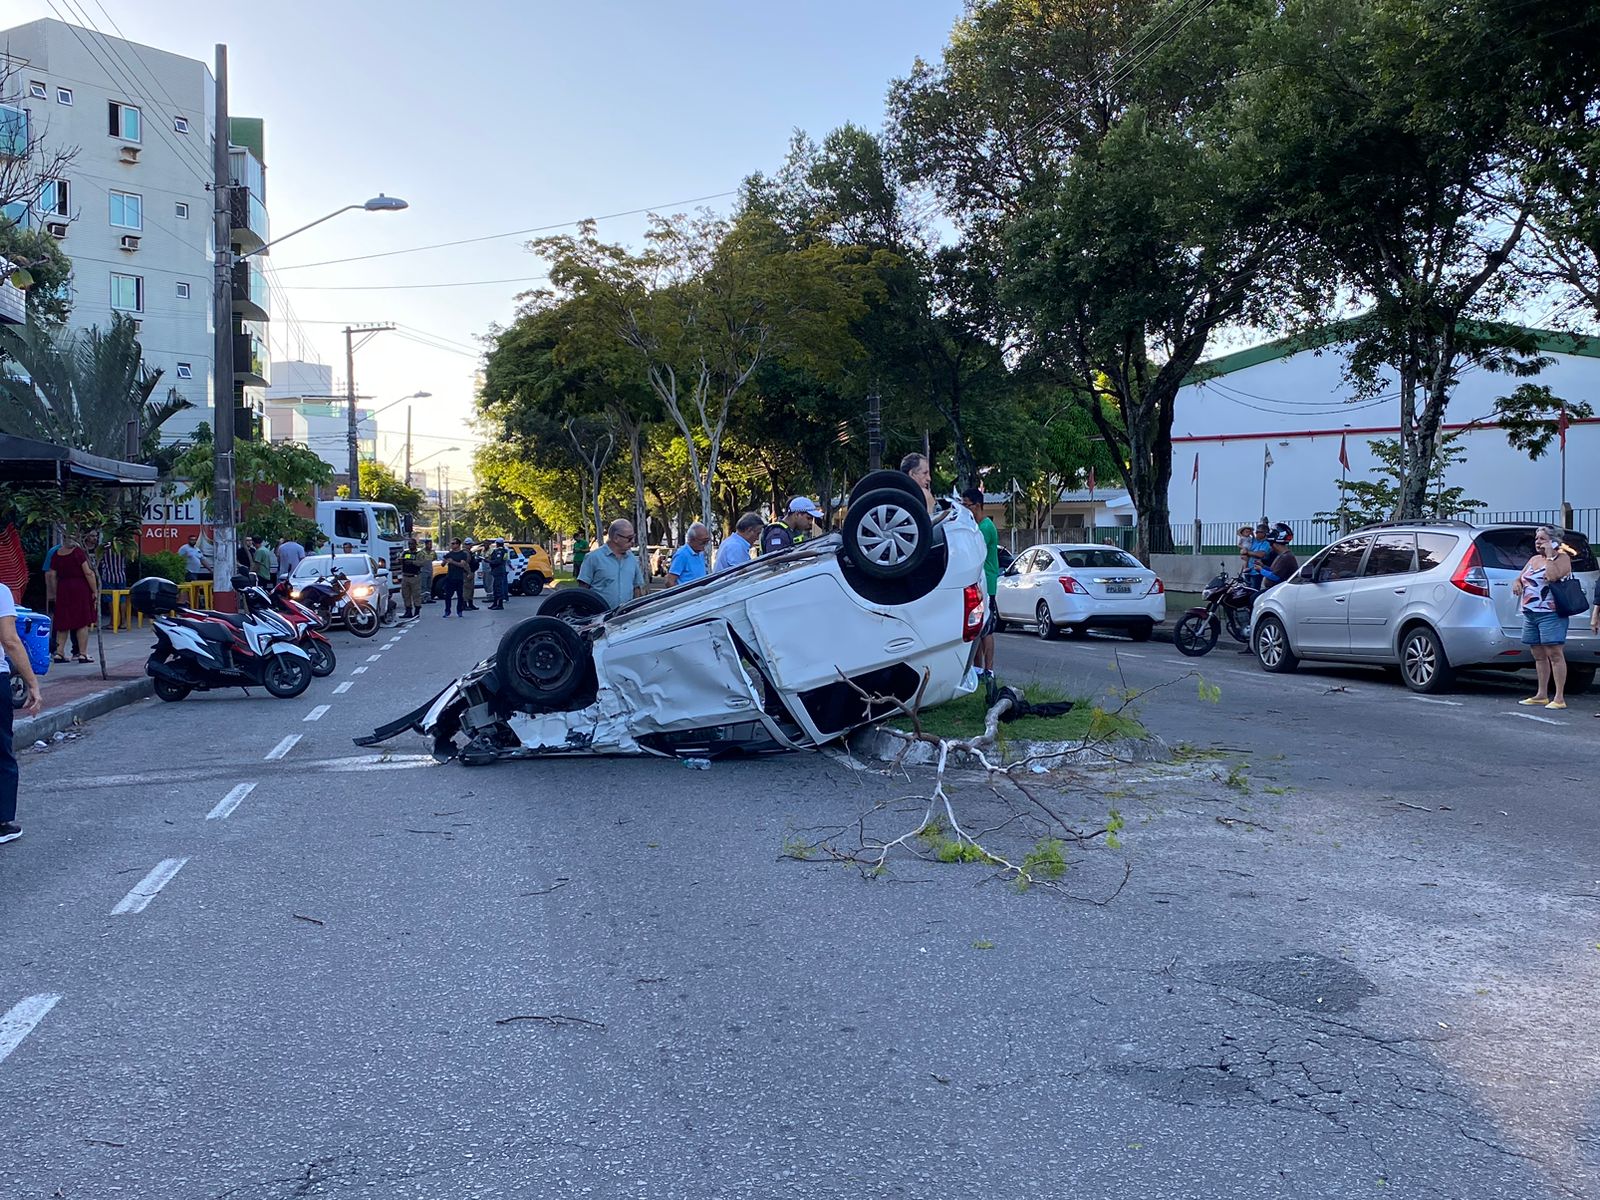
627, 421, 647, 547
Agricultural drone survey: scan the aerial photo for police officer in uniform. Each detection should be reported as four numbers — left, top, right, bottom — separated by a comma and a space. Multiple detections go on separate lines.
760, 497, 826, 555
398, 537, 425, 619
487, 538, 511, 609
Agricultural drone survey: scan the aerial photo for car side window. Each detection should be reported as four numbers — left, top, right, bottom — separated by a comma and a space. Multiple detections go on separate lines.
1415, 533, 1459, 571
1316, 536, 1370, 583
1034, 551, 1057, 573
1361, 533, 1416, 577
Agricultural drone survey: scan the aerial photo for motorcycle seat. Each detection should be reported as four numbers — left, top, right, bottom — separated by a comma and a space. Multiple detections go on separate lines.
172, 617, 233, 642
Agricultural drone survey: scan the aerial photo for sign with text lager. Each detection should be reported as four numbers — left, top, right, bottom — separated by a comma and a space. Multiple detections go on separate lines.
141, 497, 205, 553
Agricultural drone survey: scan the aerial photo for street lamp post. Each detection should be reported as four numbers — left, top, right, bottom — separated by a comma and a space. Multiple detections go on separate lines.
402, 443, 456, 537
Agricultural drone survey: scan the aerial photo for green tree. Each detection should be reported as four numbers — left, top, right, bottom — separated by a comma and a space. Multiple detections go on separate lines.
358, 460, 426, 518
171, 425, 333, 549
1318, 432, 1485, 529
0, 224, 73, 328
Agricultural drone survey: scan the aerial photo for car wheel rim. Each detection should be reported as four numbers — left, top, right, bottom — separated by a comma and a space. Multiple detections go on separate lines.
1036, 604, 1051, 637
857, 504, 920, 566
1405, 636, 1433, 685
517, 633, 575, 691
1259, 623, 1283, 666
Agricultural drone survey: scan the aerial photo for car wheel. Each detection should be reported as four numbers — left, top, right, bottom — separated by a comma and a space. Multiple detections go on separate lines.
847, 469, 927, 508
152, 675, 191, 703
538, 588, 610, 626
1567, 666, 1596, 696
497, 616, 589, 708
523, 571, 547, 596
843, 488, 933, 580
1255, 615, 1299, 673
263, 654, 313, 699
1398, 624, 1453, 693
431, 577, 447, 600
1035, 601, 1059, 641
1129, 621, 1154, 643
1174, 613, 1218, 657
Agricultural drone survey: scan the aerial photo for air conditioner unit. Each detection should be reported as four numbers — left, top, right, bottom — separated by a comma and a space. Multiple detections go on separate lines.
119, 145, 141, 163
119, 234, 141, 251
130, 319, 142, 332
44, 221, 68, 238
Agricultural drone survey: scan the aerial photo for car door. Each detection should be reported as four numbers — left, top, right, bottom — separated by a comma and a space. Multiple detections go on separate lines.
1345, 533, 1417, 656
995, 548, 1036, 620
1290, 535, 1370, 656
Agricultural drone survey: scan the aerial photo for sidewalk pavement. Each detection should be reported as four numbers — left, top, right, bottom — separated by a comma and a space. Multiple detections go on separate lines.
14, 623, 153, 746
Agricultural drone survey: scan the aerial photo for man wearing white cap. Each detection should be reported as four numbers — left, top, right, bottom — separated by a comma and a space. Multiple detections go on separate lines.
761, 497, 826, 555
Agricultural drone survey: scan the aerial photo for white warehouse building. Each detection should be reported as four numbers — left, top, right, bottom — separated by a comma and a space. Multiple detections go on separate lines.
1169, 326, 1600, 544
0, 18, 272, 442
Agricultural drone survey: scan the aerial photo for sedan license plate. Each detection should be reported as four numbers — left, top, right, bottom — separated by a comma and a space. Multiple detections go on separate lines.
1106, 584, 1132, 594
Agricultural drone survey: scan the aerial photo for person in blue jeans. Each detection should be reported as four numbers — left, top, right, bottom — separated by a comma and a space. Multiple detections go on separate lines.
0, 582, 44, 845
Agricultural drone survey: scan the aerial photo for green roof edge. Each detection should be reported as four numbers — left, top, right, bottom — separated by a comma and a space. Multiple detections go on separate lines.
1187, 321, 1600, 384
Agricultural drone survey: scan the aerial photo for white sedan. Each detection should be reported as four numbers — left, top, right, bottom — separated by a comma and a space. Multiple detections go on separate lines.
289, 553, 392, 618
995, 543, 1165, 641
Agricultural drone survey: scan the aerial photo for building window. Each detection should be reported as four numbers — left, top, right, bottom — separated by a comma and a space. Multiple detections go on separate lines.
174, 201, 189, 219
37, 179, 69, 218
56, 88, 73, 106
28, 81, 47, 100
176, 281, 191, 300
173, 115, 189, 134
176, 362, 194, 380
108, 101, 141, 143
109, 191, 142, 230
110, 272, 143, 313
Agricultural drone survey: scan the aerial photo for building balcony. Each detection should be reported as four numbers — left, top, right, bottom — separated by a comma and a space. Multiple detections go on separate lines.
231, 261, 270, 322
233, 332, 269, 385
229, 187, 270, 254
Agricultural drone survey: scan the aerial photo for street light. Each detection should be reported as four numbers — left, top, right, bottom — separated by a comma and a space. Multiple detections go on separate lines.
240, 195, 409, 262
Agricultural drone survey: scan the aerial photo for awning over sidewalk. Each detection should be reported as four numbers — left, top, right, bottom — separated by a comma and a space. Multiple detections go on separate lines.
0, 433, 158, 485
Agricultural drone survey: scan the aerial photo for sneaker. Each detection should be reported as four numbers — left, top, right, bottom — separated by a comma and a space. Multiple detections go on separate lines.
0, 823, 21, 845
442, 611, 451, 619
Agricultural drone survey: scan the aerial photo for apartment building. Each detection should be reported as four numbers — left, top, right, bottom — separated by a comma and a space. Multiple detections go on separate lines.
0, 18, 271, 442
265, 358, 375, 476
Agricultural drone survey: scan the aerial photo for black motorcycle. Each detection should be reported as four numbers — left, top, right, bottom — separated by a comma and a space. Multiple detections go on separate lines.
292, 567, 380, 638
1174, 569, 1261, 657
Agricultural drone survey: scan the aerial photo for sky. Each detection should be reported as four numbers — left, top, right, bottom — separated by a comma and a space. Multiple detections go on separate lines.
9, 0, 966, 487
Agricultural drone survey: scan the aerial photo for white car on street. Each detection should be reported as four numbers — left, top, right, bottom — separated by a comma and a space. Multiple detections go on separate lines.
359, 472, 987, 764
288, 553, 393, 619
996, 543, 1165, 641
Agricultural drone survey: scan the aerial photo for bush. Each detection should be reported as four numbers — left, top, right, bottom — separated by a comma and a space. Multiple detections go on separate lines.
135, 551, 188, 584
242, 503, 323, 553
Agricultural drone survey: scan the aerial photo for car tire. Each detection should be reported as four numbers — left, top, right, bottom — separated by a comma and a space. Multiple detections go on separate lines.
1129, 621, 1154, 643
1064, 623, 1089, 639
431, 577, 448, 600
538, 587, 611, 625
523, 571, 547, 596
1398, 624, 1454, 693
1567, 666, 1596, 696
497, 616, 590, 708
843, 488, 933, 580
1035, 601, 1059, 641
1254, 615, 1299, 673
1174, 613, 1218, 657
847, 470, 927, 509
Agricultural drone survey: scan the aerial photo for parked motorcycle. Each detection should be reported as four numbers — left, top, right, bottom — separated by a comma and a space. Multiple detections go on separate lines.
292, 567, 380, 638
239, 576, 337, 678
1174, 569, 1261, 657
130, 577, 314, 701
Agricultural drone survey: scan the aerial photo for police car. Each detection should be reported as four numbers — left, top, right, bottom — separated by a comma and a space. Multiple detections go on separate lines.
430, 541, 555, 598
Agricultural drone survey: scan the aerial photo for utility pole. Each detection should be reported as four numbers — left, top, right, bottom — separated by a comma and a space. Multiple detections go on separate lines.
210, 44, 239, 611
343, 323, 394, 498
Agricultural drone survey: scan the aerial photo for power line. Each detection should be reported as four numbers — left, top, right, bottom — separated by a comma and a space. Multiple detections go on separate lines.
391, 330, 482, 359
279, 275, 549, 291
270, 190, 740, 272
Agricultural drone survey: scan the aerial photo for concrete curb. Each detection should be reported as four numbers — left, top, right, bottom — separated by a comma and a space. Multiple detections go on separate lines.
847, 725, 1168, 769
16, 678, 153, 746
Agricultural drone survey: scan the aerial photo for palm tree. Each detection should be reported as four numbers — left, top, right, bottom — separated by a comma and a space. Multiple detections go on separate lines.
0, 312, 191, 461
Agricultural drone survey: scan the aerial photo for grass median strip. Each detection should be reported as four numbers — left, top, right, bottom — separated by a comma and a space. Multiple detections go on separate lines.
891, 683, 1145, 746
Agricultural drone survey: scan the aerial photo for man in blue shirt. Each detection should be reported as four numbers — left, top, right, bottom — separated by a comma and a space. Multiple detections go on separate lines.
1243, 521, 1273, 584
714, 513, 764, 572
666, 523, 712, 587
577, 519, 646, 610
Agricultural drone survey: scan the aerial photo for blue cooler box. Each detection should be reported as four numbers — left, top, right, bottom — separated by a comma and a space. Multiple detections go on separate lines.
14, 607, 52, 677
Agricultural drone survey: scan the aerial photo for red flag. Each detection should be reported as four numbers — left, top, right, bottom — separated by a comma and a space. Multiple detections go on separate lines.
1338, 432, 1350, 471
1558, 407, 1570, 452
1191, 452, 1199, 484
1087, 465, 1096, 497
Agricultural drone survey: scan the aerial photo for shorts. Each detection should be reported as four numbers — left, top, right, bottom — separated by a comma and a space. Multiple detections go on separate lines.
1521, 610, 1568, 646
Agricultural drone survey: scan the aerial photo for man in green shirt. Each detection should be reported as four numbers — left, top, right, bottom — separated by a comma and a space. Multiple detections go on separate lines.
249, 536, 276, 583
962, 488, 1000, 681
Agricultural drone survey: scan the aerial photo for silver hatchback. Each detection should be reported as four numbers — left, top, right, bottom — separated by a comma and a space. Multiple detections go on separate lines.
1250, 521, 1600, 693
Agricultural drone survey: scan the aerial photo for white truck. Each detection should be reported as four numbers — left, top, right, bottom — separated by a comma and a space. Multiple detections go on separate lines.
315, 501, 406, 592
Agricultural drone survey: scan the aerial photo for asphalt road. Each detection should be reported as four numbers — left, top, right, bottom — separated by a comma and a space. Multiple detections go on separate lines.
2, 600, 1596, 1199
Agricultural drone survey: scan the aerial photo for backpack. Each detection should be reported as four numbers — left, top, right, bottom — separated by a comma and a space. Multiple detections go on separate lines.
760, 523, 794, 555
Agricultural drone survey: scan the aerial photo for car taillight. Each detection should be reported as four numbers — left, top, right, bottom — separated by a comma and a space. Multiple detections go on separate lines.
1451, 543, 1491, 598
1059, 575, 1088, 595
962, 583, 984, 642
1146, 577, 1165, 596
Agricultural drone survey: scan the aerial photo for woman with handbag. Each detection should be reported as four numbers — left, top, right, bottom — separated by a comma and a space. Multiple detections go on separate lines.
1512, 526, 1577, 710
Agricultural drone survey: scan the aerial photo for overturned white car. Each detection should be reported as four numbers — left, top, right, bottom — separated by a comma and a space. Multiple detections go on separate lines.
357, 472, 987, 764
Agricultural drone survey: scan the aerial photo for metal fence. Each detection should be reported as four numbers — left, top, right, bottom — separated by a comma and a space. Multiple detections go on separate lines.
1160, 508, 1600, 554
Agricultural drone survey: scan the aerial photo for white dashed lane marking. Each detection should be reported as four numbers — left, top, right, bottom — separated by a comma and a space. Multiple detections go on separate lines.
1413, 697, 1464, 706
333, 682, 352, 694
110, 858, 189, 916
264, 734, 301, 761
303, 705, 331, 722
0, 994, 61, 1066
206, 782, 256, 820
351, 667, 367, 675
365, 655, 383, 663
